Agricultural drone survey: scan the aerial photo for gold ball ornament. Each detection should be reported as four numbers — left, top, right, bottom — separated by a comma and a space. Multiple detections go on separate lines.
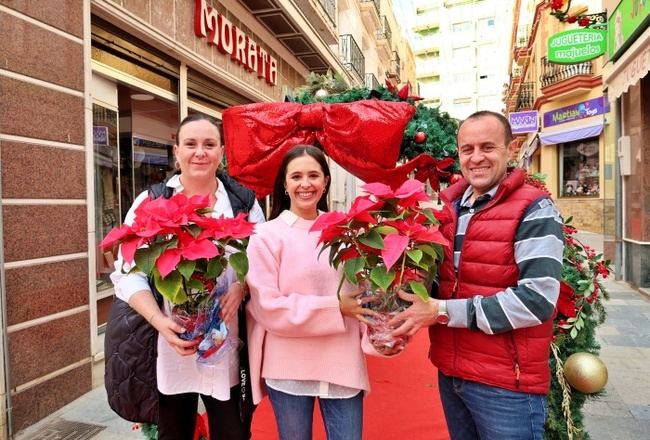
314, 88, 329, 100
563, 352, 608, 394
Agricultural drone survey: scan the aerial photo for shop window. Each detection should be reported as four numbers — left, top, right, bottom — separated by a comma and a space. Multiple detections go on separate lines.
93, 103, 120, 293
560, 137, 600, 197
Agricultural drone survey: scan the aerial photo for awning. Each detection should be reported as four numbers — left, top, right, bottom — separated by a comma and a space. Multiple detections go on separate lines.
539, 118, 604, 145
519, 135, 540, 168
605, 25, 650, 101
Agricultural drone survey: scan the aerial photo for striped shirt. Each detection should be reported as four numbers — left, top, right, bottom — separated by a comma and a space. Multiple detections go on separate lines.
444, 184, 565, 335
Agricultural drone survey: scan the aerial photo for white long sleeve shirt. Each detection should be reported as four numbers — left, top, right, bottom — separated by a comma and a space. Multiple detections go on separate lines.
110, 174, 265, 399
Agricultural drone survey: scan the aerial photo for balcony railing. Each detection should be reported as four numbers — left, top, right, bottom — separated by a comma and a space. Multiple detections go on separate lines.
318, 0, 336, 25
540, 56, 592, 88
515, 82, 535, 110
361, 0, 380, 16
377, 15, 392, 46
340, 34, 365, 82
365, 72, 380, 90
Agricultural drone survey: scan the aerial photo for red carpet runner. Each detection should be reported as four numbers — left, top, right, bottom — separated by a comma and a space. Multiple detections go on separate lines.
251, 331, 449, 439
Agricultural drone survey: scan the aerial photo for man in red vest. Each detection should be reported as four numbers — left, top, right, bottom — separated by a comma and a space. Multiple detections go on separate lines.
392, 111, 564, 439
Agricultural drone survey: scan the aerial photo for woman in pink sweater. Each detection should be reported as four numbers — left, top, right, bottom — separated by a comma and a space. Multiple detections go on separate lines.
246, 145, 377, 440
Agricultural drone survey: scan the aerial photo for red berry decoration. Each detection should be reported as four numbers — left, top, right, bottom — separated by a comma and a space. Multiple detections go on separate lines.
567, 15, 577, 23
414, 131, 427, 144
449, 173, 463, 184
578, 16, 591, 27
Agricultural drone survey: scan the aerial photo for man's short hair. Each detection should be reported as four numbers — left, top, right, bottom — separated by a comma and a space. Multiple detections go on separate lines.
458, 111, 514, 145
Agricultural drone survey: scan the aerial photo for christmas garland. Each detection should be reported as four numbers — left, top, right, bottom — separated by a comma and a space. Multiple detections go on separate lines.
526, 173, 611, 440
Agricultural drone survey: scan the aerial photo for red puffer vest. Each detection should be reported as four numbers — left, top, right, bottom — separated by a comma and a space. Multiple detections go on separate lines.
429, 168, 553, 394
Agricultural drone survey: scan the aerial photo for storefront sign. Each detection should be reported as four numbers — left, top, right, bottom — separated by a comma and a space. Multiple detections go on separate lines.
194, 0, 277, 86
548, 29, 607, 64
608, 0, 650, 61
93, 126, 108, 146
509, 110, 539, 134
543, 97, 604, 127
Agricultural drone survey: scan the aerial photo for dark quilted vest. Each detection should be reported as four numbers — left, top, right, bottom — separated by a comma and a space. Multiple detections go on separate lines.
429, 169, 554, 394
104, 172, 256, 423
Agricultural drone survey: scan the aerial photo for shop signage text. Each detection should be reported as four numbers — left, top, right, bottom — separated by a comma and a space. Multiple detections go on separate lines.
543, 97, 604, 128
509, 110, 538, 134
194, 0, 277, 86
548, 29, 607, 64
608, 0, 650, 61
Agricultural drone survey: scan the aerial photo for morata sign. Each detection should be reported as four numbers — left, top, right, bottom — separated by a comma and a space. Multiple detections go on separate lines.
547, 28, 607, 64
194, 0, 278, 86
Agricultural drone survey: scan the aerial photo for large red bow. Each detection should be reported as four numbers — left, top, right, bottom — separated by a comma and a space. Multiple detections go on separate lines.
222, 100, 447, 197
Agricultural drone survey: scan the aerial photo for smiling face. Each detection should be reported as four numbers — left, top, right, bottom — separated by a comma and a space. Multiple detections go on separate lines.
457, 115, 515, 197
284, 154, 329, 220
173, 119, 223, 181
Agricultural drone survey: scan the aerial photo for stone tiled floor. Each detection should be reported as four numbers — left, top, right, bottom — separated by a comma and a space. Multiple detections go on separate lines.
583, 279, 650, 440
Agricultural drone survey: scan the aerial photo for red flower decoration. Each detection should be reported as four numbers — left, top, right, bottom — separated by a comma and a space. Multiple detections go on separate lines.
100, 193, 255, 305
557, 281, 577, 318
311, 179, 449, 304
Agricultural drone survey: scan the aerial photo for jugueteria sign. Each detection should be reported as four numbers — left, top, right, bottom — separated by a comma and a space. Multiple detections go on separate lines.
548, 28, 607, 64
194, 0, 278, 86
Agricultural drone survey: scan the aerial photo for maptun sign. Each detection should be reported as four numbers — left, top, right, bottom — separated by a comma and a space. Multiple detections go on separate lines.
548, 28, 607, 64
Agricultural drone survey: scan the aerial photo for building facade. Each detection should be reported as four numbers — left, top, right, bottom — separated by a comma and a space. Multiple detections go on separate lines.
0, 0, 414, 437
602, 0, 650, 288
505, 0, 610, 234
405, 0, 511, 118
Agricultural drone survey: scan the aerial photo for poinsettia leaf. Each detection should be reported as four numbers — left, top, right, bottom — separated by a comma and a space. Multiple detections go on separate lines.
121, 238, 141, 264
156, 249, 182, 278
154, 270, 185, 304
343, 257, 365, 284
428, 263, 438, 279
361, 182, 393, 198
419, 208, 437, 224
328, 243, 342, 267
382, 234, 409, 270
409, 281, 429, 302
229, 252, 249, 281
134, 245, 163, 277
177, 260, 196, 281
417, 244, 438, 259
406, 249, 423, 264
374, 225, 399, 235
370, 266, 395, 292
360, 229, 384, 249
186, 224, 202, 237
186, 278, 205, 292
570, 327, 578, 338
206, 258, 224, 279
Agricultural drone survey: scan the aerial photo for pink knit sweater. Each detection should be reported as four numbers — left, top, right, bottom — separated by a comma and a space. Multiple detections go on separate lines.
246, 210, 371, 404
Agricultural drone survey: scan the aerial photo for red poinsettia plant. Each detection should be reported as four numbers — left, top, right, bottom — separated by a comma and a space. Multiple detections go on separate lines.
311, 179, 448, 312
310, 179, 448, 353
101, 193, 255, 305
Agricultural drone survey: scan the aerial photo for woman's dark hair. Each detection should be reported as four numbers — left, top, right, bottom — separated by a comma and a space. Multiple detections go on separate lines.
269, 145, 331, 220
175, 113, 223, 143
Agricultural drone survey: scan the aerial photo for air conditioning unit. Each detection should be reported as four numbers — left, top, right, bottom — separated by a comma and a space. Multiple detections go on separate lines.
617, 136, 631, 176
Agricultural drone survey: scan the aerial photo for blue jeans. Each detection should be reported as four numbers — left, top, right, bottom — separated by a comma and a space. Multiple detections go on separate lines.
438, 372, 546, 440
266, 387, 363, 440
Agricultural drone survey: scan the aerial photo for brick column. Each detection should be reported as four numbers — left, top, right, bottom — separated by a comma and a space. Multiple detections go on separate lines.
0, 0, 91, 433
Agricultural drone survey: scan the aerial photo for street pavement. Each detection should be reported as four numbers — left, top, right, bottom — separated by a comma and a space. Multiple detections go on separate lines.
14, 232, 650, 440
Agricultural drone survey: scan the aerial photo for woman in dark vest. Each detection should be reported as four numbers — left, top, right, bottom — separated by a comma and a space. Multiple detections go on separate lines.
109, 114, 265, 439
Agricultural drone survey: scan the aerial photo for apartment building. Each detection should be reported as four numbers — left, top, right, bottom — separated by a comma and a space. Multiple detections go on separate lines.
405, 0, 512, 119
504, 0, 609, 235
